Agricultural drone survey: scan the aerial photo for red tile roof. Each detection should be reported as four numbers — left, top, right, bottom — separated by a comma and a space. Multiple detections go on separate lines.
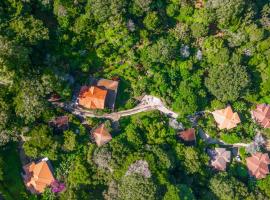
92, 124, 112, 147
210, 148, 231, 171
251, 104, 270, 128
178, 128, 196, 142
212, 106, 241, 130
23, 158, 55, 194
78, 86, 107, 109
246, 152, 270, 179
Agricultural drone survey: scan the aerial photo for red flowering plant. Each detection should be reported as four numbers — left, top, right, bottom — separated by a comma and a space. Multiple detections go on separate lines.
51, 179, 66, 193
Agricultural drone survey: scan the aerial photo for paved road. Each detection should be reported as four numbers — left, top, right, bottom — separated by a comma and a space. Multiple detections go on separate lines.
53, 95, 254, 148
198, 128, 249, 148
54, 95, 179, 121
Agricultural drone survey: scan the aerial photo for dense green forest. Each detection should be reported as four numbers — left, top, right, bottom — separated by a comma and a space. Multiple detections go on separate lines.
1, 0, 270, 199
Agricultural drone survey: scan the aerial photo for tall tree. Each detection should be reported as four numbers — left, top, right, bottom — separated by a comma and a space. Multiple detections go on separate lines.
205, 64, 249, 102
118, 174, 157, 200
209, 172, 251, 200
14, 78, 52, 123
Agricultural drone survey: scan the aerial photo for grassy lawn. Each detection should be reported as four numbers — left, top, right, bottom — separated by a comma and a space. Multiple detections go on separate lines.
0, 143, 29, 200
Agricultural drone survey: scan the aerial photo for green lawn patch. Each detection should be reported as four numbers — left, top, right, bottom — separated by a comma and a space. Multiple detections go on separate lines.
220, 133, 242, 144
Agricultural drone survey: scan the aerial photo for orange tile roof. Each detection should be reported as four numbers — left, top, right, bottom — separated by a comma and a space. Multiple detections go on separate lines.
23, 159, 55, 194
178, 128, 196, 142
92, 124, 112, 147
212, 106, 241, 130
78, 86, 107, 109
210, 148, 231, 171
97, 79, 119, 91
246, 152, 270, 179
251, 104, 270, 128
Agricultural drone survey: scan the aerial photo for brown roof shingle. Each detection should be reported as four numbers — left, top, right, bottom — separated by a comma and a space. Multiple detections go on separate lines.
212, 106, 241, 130
246, 152, 270, 179
251, 104, 270, 128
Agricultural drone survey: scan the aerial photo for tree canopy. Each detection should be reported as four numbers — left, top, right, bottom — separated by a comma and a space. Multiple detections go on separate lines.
0, 0, 270, 199
205, 64, 250, 102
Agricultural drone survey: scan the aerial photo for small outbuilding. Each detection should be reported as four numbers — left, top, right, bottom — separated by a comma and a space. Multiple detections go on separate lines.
178, 128, 196, 145
91, 123, 112, 147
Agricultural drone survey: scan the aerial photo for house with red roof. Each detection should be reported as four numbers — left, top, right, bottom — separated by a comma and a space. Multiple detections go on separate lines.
78, 78, 119, 110
78, 86, 107, 109
91, 123, 112, 147
251, 104, 270, 128
209, 148, 231, 171
212, 106, 241, 130
246, 152, 270, 179
22, 158, 55, 194
178, 128, 196, 145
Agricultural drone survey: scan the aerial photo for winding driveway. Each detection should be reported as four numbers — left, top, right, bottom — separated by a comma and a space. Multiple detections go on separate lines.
198, 128, 249, 148
53, 95, 178, 121
53, 95, 255, 148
